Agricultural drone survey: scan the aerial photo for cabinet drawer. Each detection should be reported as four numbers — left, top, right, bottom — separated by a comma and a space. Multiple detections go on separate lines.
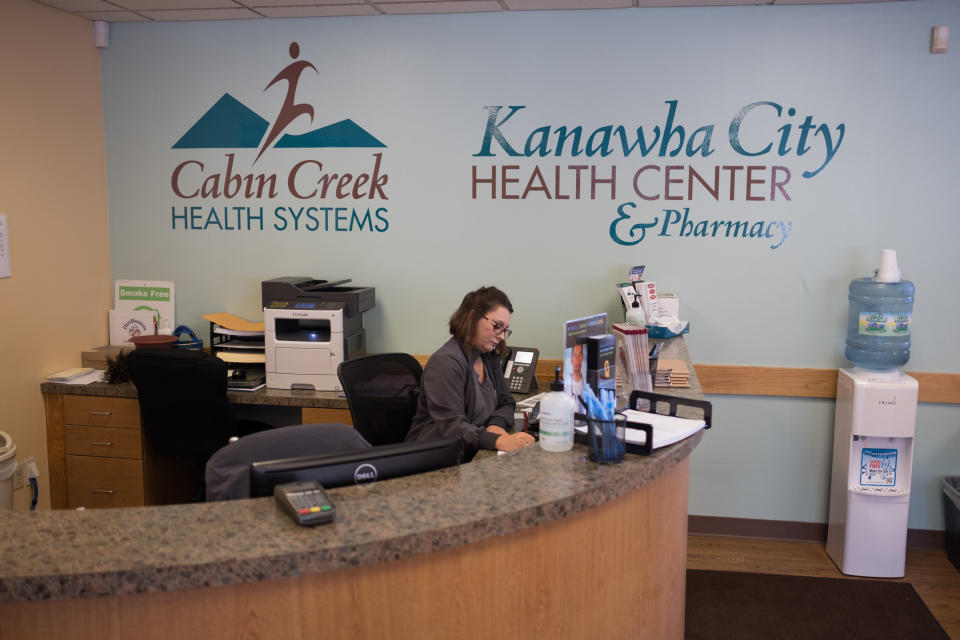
65, 425, 143, 459
302, 407, 353, 425
66, 456, 144, 509
64, 395, 140, 429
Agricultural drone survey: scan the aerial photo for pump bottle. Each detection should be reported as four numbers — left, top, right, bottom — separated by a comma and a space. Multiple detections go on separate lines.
539, 367, 575, 452
626, 293, 645, 326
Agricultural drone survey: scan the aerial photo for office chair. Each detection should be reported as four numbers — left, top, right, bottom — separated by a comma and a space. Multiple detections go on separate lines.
337, 353, 423, 446
204, 423, 371, 501
126, 347, 271, 503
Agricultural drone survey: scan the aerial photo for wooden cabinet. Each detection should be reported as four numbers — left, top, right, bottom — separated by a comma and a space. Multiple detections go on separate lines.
44, 394, 146, 509
44, 390, 355, 509
66, 456, 144, 509
60, 395, 145, 509
302, 407, 353, 425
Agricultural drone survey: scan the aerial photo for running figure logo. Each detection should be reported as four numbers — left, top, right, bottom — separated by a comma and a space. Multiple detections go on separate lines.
172, 43, 385, 152
255, 42, 317, 163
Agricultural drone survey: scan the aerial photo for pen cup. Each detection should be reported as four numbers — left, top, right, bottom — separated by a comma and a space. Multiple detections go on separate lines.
582, 414, 626, 464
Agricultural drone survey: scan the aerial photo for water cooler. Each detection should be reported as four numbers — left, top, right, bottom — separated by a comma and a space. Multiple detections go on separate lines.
826, 249, 918, 578
826, 369, 918, 577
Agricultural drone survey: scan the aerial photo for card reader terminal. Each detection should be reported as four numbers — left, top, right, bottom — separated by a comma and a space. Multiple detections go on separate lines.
274, 481, 336, 526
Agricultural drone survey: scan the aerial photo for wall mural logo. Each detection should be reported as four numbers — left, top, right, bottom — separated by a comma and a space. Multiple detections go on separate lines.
471, 101, 846, 250
169, 42, 390, 234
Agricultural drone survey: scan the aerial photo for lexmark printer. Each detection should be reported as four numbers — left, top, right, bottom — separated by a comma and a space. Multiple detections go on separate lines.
262, 277, 375, 390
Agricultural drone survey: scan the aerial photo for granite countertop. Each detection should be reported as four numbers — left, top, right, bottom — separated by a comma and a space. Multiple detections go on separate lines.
40, 336, 697, 410
10, 338, 707, 603
40, 380, 350, 409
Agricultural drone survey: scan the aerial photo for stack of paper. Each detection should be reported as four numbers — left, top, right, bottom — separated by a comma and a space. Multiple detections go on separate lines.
654, 358, 690, 388
202, 312, 266, 365
611, 323, 652, 394
620, 409, 705, 448
573, 410, 704, 450
46, 368, 103, 385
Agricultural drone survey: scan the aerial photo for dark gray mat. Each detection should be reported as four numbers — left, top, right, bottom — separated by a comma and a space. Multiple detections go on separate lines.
686, 569, 950, 640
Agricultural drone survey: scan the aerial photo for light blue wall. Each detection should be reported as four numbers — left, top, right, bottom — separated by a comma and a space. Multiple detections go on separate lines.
101, 0, 959, 530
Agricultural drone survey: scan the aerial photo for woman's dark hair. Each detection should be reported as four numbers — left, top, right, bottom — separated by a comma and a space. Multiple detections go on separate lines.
449, 286, 513, 356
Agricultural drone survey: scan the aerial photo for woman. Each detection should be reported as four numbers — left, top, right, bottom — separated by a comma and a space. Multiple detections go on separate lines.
405, 286, 536, 461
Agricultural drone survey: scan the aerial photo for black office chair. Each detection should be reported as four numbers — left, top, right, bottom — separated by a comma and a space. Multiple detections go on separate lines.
337, 353, 423, 446
204, 423, 371, 501
126, 347, 271, 503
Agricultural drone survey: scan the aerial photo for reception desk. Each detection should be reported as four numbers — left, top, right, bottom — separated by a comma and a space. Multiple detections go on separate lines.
3, 338, 707, 639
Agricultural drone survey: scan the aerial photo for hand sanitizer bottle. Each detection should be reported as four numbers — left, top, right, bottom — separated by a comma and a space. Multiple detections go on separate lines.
626, 293, 646, 326
540, 367, 575, 452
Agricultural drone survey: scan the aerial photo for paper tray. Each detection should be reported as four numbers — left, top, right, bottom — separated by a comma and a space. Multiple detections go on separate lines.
527, 390, 711, 456
575, 390, 711, 456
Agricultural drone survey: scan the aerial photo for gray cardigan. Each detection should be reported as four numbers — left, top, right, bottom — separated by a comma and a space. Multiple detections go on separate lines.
405, 338, 516, 461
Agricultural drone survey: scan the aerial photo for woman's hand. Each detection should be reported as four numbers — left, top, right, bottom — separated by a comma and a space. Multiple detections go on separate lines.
495, 432, 536, 452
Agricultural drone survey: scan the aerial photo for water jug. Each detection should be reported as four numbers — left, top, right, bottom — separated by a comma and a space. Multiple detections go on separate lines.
844, 250, 915, 370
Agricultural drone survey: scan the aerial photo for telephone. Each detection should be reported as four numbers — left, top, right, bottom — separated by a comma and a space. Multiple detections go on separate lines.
503, 346, 540, 394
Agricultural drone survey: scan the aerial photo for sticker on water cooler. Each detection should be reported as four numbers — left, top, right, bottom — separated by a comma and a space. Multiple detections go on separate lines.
858, 311, 911, 336
859, 448, 898, 487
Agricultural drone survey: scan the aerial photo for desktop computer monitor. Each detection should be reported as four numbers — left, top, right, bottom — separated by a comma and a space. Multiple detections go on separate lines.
249, 437, 461, 497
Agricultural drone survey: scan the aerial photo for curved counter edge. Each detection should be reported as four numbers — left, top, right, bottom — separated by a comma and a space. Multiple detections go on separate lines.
0, 429, 702, 602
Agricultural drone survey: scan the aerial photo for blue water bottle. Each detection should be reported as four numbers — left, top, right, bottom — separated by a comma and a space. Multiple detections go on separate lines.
844, 249, 915, 370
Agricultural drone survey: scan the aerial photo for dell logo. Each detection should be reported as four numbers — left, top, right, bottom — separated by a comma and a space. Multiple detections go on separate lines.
354, 463, 378, 484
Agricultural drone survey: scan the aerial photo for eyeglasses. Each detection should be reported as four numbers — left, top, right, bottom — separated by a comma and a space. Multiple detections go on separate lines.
482, 315, 512, 339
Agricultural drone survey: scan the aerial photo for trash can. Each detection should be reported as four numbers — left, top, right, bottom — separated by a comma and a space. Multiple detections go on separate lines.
944, 476, 960, 573
0, 430, 16, 511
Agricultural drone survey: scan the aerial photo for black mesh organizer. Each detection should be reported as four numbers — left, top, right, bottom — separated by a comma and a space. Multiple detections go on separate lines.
572, 390, 712, 456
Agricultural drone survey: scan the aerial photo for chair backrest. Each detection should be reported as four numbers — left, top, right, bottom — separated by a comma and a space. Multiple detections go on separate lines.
205, 422, 371, 501
337, 353, 423, 446
126, 347, 236, 462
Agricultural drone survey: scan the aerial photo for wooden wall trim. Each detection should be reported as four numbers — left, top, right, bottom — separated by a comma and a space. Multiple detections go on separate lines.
688, 515, 945, 550
694, 365, 960, 405
412, 354, 960, 404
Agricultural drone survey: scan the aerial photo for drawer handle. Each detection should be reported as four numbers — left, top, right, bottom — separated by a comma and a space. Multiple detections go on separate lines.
88, 410, 113, 417
90, 441, 114, 447
91, 489, 116, 495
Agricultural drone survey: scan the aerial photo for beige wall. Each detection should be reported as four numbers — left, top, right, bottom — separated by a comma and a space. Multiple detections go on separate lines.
0, 0, 111, 510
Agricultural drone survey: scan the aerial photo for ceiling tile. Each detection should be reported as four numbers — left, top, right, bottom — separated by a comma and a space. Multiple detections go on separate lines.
137, 7, 262, 19
505, 0, 629, 9
773, 0, 893, 4
636, 0, 766, 5
79, 10, 153, 19
33, 0, 119, 10
238, 0, 359, 5
114, 0, 243, 9
258, 4, 381, 15
376, 0, 501, 10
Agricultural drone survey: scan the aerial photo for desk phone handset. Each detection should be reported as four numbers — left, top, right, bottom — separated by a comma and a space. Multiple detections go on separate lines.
503, 346, 540, 394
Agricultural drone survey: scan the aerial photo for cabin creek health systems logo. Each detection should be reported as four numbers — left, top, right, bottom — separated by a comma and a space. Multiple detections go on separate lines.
169, 42, 390, 235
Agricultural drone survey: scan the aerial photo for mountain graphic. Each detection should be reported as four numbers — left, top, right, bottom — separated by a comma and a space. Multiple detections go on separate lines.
173, 93, 385, 149
275, 119, 385, 148
173, 94, 267, 149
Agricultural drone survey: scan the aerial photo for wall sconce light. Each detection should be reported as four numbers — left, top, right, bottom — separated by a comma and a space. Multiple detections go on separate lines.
931, 26, 949, 54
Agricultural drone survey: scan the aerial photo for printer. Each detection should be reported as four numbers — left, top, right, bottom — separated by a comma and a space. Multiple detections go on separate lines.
262, 277, 375, 390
